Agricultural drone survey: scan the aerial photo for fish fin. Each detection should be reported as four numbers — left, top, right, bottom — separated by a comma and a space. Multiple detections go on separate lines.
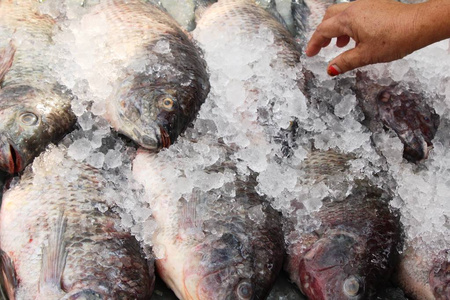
39, 210, 68, 296
194, 0, 216, 23
255, 0, 290, 33
0, 41, 16, 85
291, 0, 310, 41
180, 190, 203, 230
0, 249, 17, 300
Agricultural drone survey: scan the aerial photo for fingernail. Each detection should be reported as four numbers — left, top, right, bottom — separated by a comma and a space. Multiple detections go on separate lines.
327, 64, 341, 76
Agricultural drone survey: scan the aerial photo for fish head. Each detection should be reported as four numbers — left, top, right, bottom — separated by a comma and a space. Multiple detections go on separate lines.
0, 85, 75, 174
110, 38, 210, 151
183, 227, 281, 300
376, 85, 440, 162
298, 229, 370, 300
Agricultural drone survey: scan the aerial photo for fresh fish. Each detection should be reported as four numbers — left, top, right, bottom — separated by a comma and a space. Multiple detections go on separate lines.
0, 0, 77, 174
0, 145, 154, 299
79, 0, 210, 150
133, 145, 285, 300
395, 241, 449, 300
353, 71, 440, 163
284, 150, 401, 300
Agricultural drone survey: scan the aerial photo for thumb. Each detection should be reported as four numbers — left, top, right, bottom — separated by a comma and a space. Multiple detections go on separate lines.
327, 47, 369, 76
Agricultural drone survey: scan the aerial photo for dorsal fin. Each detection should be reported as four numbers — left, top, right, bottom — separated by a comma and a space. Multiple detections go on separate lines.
0, 249, 17, 300
38, 210, 68, 298
0, 41, 16, 86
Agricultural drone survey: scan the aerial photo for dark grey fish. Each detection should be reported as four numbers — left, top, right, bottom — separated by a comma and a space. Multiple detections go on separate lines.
284, 150, 402, 300
353, 71, 440, 163
133, 146, 285, 300
80, 0, 210, 150
0, 146, 154, 299
0, 1, 77, 174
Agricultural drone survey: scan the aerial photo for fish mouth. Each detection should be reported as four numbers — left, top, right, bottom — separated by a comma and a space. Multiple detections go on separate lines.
134, 126, 171, 150
400, 131, 431, 162
0, 141, 23, 174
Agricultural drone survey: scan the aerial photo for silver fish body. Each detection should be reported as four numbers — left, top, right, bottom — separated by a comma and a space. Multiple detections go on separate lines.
133, 147, 285, 300
0, 0, 77, 174
195, 0, 301, 68
79, 0, 210, 150
0, 146, 154, 299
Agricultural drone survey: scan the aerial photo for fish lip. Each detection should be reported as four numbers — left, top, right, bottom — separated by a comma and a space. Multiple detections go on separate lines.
9, 144, 22, 174
0, 141, 22, 174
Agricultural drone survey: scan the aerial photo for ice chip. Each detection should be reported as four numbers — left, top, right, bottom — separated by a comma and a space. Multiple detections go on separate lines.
104, 149, 122, 169
68, 138, 92, 161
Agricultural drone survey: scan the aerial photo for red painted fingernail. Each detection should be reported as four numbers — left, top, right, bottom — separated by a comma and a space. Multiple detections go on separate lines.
327, 64, 341, 76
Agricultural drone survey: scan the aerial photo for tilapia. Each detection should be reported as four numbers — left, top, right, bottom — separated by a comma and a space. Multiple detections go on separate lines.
133, 144, 285, 300
284, 150, 401, 300
75, 0, 210, 150
0, 0, 77, 174
0, 145, 154, 299
395, 240, 449, 300
353, 71, 440, 163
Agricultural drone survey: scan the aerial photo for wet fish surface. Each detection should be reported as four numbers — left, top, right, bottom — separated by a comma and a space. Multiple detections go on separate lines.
133, 143, 285, 300
0, 145, 154, 299
352, 71, 440, 163
73, 0, 210, 150
0, 0, 77, 174
395, 240, 449, 300
284, 150, 402, 300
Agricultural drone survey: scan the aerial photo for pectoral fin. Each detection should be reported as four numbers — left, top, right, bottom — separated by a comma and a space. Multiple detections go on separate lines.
38, 211, 68, 298
0, 41, 16, 85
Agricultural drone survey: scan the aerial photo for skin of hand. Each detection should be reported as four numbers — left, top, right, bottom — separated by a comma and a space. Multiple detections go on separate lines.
305, 0, 450, 76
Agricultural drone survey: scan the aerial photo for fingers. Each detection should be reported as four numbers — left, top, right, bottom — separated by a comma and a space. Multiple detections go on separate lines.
327, 47, 369, 76
305, 10, 353, 57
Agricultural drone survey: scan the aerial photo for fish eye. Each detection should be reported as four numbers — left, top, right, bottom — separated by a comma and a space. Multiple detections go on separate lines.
236, 280, 253, 299
159, 96, 175, 111
19, 112, 39, 126
343, 275, 363, 297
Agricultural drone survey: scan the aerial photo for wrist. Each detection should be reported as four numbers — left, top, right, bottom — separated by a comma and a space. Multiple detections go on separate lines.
412, 0, 450, 49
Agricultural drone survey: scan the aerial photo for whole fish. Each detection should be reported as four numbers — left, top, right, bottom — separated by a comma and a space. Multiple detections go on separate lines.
0, 0, 77, 174
284, 150, 401, 300
77, 0, 210, 150
133, 145, 285, 300
0, 145, 154, 299
353, 71, 440, 163
395, 241, 449, 300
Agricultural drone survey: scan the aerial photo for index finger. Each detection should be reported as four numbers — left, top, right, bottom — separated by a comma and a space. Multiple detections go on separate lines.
305, 13, 352, 57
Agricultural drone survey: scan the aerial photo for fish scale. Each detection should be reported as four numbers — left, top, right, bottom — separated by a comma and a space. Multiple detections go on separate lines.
0, 0, 57, 87
0, 146, 154, 299
196, 0, 301, 67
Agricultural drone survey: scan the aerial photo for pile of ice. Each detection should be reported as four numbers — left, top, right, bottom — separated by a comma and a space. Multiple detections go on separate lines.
32, 0, 448, 283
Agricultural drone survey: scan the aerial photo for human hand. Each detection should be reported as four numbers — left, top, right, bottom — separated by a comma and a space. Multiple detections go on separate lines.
305, 0, 447, 76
